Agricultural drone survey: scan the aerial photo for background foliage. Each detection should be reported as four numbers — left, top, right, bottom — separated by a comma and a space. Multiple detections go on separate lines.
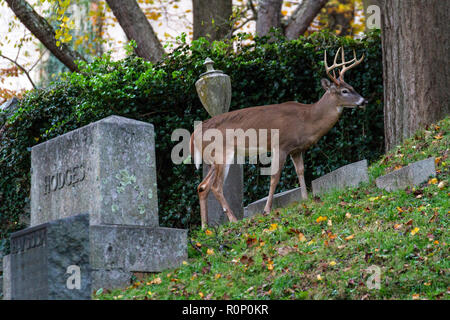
0, 30, 383, 248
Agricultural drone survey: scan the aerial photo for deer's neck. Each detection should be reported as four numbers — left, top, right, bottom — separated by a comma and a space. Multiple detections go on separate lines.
310, 92, 343, 135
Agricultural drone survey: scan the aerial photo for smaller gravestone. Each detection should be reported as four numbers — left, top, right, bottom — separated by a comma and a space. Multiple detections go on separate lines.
312, 160, 369, 196
375, 157, 436, 192
244, 187, 303, 218
7, 213, 90, 300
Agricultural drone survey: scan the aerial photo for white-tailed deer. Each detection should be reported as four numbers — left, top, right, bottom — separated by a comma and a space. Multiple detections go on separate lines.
190, 47, 367, 229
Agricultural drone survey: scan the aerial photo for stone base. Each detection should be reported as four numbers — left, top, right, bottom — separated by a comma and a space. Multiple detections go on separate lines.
90, 225, 188, 290
244, 187, 303, 219
312, 160, 369, 196
203, 164, 243, 226
375, 157, 436, 192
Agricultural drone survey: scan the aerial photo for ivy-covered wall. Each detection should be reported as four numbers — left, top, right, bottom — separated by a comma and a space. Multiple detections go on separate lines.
0, 31, 383, 251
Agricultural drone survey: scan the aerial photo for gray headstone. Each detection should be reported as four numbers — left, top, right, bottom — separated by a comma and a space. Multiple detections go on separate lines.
2, 255, 11, 300
244, 187, 303, 219
312, 160, 369, 196
203, 164, 244, 226
8, 214, 91, 300
30, 115, 158, 227
375, 157, 436, 192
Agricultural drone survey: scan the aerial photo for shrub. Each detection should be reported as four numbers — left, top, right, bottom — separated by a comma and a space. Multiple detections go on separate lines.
0, 31, 383, 246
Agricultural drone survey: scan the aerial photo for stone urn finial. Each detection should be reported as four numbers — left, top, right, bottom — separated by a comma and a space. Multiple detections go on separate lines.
195, 58, 231, 117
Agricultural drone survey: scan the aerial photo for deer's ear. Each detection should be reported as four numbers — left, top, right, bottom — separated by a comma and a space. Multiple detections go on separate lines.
321, 78, 334, 91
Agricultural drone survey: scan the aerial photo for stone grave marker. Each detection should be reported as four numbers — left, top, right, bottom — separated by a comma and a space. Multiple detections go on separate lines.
244, 187, 303, 219
8, 214, 91, 300
312, 160, 369, 196
4, 115, 187, 295
375, 157, 436, 192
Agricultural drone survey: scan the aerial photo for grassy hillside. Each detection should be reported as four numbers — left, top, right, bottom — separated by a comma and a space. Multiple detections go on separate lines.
98, 117, 449, 300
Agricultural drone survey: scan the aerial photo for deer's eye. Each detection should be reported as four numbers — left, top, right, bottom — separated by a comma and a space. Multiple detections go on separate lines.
341, 89, 350, 94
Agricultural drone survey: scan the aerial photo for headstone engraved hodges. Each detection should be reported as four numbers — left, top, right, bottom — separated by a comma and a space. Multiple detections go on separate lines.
31, 115, 159, 226
28, 115, 187, 291
10, 214, 90, 300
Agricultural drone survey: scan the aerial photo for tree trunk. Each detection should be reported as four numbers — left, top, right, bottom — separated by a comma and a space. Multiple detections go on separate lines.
5, 0, 86, 72
106, 0, 164, 63
256, 0, 283, 37
380, 0, 450, 150
193, 0, 232, 41
327, 0, 354, 36
285, 0, 328, 40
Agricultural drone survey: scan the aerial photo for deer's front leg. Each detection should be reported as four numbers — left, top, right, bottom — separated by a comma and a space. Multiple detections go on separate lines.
263, 151, 287, 214
291, 151, 308, 200
197, 166, 215, 229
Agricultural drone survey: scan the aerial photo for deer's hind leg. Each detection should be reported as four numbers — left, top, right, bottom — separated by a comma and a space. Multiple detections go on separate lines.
210, 163, 238, 223
197, 165, 215, 229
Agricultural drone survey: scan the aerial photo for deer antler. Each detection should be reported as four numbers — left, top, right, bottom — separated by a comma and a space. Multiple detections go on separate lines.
324, 46, 364, 85
338, 48, 364, 82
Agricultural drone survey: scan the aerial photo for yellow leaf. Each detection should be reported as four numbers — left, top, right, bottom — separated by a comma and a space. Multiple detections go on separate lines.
345, 234, 355, 241
281, 10, 288, 16
329, 261, 336, 266
164, 32, 172, 38
317, 274, 323, 281
199, 292, 204, 298
269, 223, 278, 231
147, 291, 152, 295
207, 248, 214, 255
393, 224, 402, 230
195, 242, 202, 247
345, 212, 352, 219
316, 216, 327, 223
327, 218, 332, 226
150, 277, 162, 284
434, 134, 443, 140
298, 233, 306, 242
182, 260, 188, 265
215, 273, 222, 279
267, 260, 274, 271
412, 294, 420, 300
369, 196, 380, 202
396, 207, 404, 213
428, 178, 438, 185
205, 229, 213, 236
411, 227, 420, 235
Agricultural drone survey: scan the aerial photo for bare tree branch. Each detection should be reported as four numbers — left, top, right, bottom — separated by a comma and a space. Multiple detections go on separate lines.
0, 54, 36, 89
105, 0, 164, 63
5, 0, 86, 72
284, 0, 328, 40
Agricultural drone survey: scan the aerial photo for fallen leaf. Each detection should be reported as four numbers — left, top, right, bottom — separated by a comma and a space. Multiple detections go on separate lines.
329, 261, 337, 266
205, 229, 213, 236
298, 233, 306, 242
345, 234, 355, 241
394, 224, 402, 230
269, 223, 278, 231
345, 212, 352, 219
428, 178, 438, 185
411, 227, 420, 235
316, 216, 327, 223
412, 293, 420, 300
206, 248, 214, 255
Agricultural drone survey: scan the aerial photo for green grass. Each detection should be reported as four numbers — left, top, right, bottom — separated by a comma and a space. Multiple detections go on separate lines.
98, 117, 449, 300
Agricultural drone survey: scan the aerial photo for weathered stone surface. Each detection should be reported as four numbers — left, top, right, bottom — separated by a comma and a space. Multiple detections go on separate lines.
91, 269, 132, 291
375, 157, 436, 192
195, 58, 231, 117
203, 164, 244, 226
90, 225, 187, 273
30, 115, 158, 227
312, 160, 369, 196
2, 255, 11, 300
8, 214, 91, 300
244, 187, 303, 219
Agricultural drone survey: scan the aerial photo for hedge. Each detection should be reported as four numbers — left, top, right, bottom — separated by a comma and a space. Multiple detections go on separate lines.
0, 31, 384, 251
